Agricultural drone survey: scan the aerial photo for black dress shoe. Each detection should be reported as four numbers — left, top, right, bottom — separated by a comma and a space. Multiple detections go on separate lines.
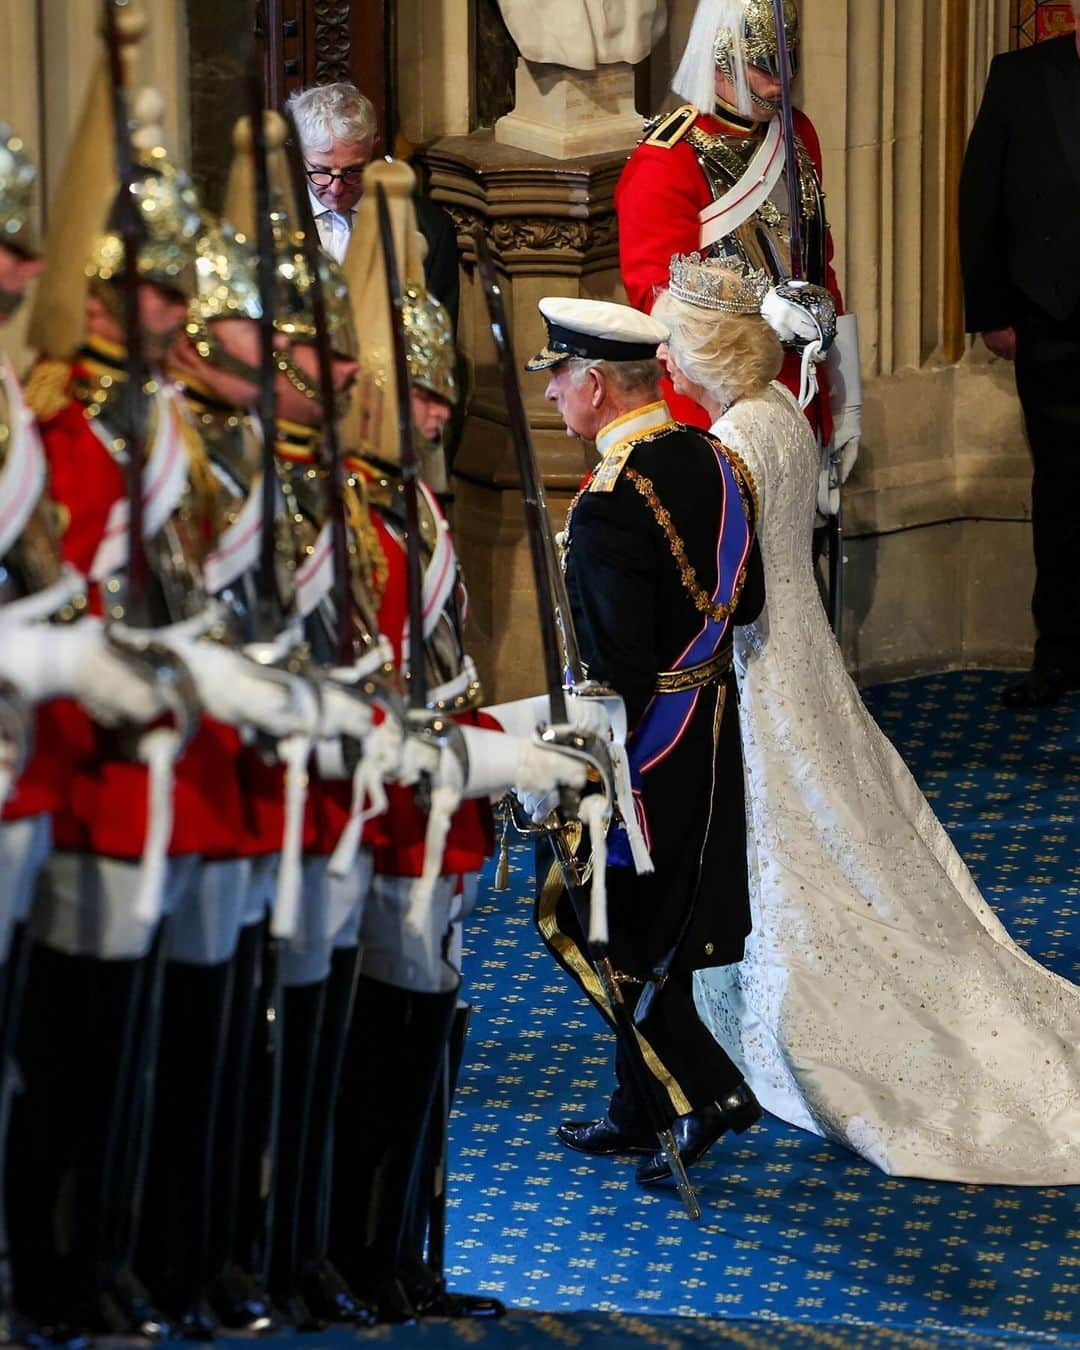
556, 1115, 654, 1156
635, 1084, 762, 1186
421, 1287, 507, 1320
1001, 668, 1080, 709
397, 1257, 505, 1321
206, 1266, 278, 1334
171, 1301, 218, 1341
272, 1290, 326, 1334
78, 1271, 176, 1341
296, 1260, 376, 1327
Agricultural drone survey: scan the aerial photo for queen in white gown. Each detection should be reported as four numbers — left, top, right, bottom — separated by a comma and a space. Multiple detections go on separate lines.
652, 258, 1080, 1186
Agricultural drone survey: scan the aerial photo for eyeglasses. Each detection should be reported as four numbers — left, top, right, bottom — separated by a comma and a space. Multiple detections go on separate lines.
304, 162, 367, 188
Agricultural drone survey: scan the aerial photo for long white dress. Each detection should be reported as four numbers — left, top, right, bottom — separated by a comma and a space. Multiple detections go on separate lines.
693, 382, 1080, 1185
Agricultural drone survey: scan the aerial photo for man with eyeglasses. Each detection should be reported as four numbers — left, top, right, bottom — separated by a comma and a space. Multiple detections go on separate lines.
286, 82, 459, 331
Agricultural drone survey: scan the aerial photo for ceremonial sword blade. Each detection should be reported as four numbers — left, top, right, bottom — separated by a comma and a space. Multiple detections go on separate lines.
281, 108, 354, 667
472, 229, 574, 722
247, 31, 283, 630
771, 0, 804, 282
656, 1127, 702, 1221
374, 183, 428, 712
102, 0, 150, 622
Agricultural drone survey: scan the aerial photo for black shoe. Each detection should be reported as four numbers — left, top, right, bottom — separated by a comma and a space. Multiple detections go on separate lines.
1001, 668, 1080, 709
206, 1265, 278, 1334
635, 1084, 762, 1186
296, 1260, 376, 1327
76, 1271, 176, 1341
171, 1301, 218, 1341
556, 1116, 654, 1157
272, 1290, 326, 1333
419, 1285, 506, 1320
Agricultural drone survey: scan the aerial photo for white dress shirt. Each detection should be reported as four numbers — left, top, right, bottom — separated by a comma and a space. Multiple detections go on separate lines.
308, 186, 356, 264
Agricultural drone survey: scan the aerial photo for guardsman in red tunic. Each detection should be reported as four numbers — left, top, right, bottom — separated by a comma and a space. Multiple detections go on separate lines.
323, 158, 504, 1324
7, 40, 247, 1337
615, 0, 861, 508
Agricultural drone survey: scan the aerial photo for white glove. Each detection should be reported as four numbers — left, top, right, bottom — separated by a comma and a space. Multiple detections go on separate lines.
165, 636, 317, 740
761, 283, 826, 347
519, 786, 560, 826
819, 313, 862, 517
317, 679, 376, 745
457, 724, 588, 800
0, 619, 169, 726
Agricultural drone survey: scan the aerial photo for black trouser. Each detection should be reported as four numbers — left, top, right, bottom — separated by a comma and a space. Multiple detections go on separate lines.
535, 837, 743, 1136
1015, 307, 1080, 673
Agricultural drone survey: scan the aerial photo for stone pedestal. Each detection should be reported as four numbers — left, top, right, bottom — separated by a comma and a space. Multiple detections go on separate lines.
495, 58, 643, 160
419, 131, 627, 701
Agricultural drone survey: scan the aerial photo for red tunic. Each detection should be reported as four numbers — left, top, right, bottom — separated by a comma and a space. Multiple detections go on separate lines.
37, 365, 246, 859
348, 457, 494, 880
615, 108, 843, 438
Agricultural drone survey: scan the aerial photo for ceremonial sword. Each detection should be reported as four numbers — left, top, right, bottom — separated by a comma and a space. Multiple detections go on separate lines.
472, 228, 701, 1221
771, 0, 843, 641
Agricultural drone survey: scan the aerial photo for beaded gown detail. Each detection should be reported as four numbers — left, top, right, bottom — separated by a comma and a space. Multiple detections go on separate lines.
694, 382, 1080, 1184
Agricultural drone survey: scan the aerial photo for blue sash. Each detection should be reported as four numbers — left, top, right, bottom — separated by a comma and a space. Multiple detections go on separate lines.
608, 443, 751, 868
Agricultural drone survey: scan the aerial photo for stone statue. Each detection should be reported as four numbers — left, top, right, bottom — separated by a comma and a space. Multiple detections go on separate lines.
497, 0, 667, 71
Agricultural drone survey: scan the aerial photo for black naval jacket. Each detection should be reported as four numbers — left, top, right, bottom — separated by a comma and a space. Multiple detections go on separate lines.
565, 416, 764, 978
960, 34, 1080, 332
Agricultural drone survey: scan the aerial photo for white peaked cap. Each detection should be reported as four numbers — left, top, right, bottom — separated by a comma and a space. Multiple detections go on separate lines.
672, 0, 752, 117
526, 297, 670, 372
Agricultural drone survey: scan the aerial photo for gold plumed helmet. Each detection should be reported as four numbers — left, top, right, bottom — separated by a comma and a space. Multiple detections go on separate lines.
403, 283, 457, 406
715, 0, 799, 103
27, 4, 203, 358
88, 89, 202, 303
224, 111, 357, 382
182, 218, 262, 381
0, 125, 39, 260
673, 0, 798, 119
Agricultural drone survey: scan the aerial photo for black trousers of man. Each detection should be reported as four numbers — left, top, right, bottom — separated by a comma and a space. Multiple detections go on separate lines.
1014, 303, 1080, 675
535, 833, 744, 1139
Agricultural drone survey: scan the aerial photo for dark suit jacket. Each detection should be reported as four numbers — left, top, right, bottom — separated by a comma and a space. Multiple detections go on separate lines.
959, 35, 1080, 332
415, 195, 459, 333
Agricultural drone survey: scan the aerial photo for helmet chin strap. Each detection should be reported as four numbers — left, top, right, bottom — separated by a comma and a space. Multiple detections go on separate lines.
274, 349, 321, 403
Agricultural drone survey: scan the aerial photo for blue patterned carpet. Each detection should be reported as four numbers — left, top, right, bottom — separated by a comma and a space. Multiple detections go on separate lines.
441, 671, 1080, 1347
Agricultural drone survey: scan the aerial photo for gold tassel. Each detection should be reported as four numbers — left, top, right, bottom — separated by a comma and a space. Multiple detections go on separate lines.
493, 801, 511, 892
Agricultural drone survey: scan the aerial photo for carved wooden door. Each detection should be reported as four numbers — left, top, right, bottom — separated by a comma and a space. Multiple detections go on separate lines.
261, 0, 389, 151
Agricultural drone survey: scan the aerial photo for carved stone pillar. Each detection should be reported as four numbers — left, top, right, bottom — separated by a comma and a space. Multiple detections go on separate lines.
419, 132, 625, 701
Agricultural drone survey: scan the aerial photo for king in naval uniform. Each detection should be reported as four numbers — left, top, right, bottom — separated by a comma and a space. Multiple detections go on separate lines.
526, 296, 768, 1185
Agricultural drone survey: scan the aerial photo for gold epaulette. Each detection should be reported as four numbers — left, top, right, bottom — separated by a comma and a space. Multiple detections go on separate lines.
22, 359, 72, 423
643, 103, 698, 150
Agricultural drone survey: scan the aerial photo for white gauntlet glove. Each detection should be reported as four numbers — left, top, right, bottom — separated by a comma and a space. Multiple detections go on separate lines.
820, 313, 863, 517
164, 636, 316, 740
0, 620, 169, 726
457, 724, 588, 801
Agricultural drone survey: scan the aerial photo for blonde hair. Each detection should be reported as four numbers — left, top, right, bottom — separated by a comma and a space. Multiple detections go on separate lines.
651, 288, 782, 406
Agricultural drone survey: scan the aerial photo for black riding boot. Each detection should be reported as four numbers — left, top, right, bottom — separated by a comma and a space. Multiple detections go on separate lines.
267, 979, 326, 1331
329, 972, 458, 1324
138, 957, 234, 1339
399, 1005, 504, 1319
206, 920, 277, 1333
292, 945, 375, 1327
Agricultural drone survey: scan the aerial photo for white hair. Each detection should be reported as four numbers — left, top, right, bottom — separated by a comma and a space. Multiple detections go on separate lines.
284, 82, 377, 155
566, 357, 662, 395
672, 0, 752, 118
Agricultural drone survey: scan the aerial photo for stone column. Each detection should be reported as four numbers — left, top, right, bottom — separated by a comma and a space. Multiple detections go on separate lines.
419, 134, 625, 700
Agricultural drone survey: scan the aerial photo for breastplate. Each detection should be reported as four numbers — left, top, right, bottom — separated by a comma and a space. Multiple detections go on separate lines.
687, 122, 829, 287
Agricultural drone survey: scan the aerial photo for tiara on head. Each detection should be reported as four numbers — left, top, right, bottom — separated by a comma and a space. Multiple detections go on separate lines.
667, 252, 771, 315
